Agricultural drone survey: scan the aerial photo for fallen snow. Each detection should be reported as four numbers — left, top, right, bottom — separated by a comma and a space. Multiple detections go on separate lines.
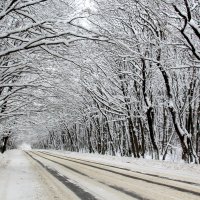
0, 153, 7, 168
0, 150, 86, 200
41, 150, 200, 184
1, 149, 200, 199
0, 150, 65, 200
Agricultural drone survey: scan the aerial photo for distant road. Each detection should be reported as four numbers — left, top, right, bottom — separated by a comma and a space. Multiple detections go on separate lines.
26, 151, 200, 200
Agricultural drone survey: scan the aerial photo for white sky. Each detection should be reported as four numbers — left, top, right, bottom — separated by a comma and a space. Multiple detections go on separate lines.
81, 0, 96, 11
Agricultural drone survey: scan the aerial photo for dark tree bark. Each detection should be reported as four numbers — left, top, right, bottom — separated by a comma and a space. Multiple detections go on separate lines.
142, 58, 159, 159
1, 136, 9, 154
87, 125, 94, 153
118, 71, 140, 158
158, 61, 199, 163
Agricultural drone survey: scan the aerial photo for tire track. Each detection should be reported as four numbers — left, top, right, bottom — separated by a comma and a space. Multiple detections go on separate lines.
40, 151, 200, 187
26, 152, 98, 200
29, 151, 151, 200
35, 151, 200, 197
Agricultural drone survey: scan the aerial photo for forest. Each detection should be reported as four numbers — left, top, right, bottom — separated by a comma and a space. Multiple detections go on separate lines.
0, 0, 199, 164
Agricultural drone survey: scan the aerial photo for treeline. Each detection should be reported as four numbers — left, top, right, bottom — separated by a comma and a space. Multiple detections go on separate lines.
0, 0, 199, 163
33, 1, 200, 163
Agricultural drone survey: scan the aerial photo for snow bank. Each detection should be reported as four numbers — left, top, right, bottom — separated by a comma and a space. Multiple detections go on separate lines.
41, 150, 200, 183
0, 151, 8, 168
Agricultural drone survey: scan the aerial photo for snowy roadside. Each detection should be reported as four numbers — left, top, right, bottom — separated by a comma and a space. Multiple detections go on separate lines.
0, 151, 9, 168
0, 150, 70, 200
0, 150, 44, 200
40, 150, 200, 184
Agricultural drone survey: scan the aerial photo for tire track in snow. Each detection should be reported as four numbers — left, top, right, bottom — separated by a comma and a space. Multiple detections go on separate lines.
29, 151, 151, 200
40, 151, 200, 187
26, 152, 98, 200
35, 151, 200, 197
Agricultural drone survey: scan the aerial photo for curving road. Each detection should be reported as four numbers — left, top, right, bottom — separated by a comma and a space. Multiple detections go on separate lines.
26, 151, 200, 200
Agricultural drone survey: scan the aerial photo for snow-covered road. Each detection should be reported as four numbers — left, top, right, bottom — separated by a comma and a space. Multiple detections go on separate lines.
1, 150, 200, 200
0, 150, 82, 200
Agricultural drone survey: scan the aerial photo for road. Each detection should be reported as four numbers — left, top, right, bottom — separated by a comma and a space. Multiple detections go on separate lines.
24, 151, 200, 200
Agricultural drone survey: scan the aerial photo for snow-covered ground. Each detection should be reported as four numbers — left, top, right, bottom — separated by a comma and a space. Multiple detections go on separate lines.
0, 149, 200, 200
32, 150, 200, 200
0, 150, 46, 200
0, 153, 7, 168
0, 150, 75, 200
41, 150, 200, 184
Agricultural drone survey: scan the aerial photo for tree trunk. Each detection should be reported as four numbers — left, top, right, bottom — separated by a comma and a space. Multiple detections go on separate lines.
142, 58, 159, 159
158, 62, 199, 163
1, 136, 9, 154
